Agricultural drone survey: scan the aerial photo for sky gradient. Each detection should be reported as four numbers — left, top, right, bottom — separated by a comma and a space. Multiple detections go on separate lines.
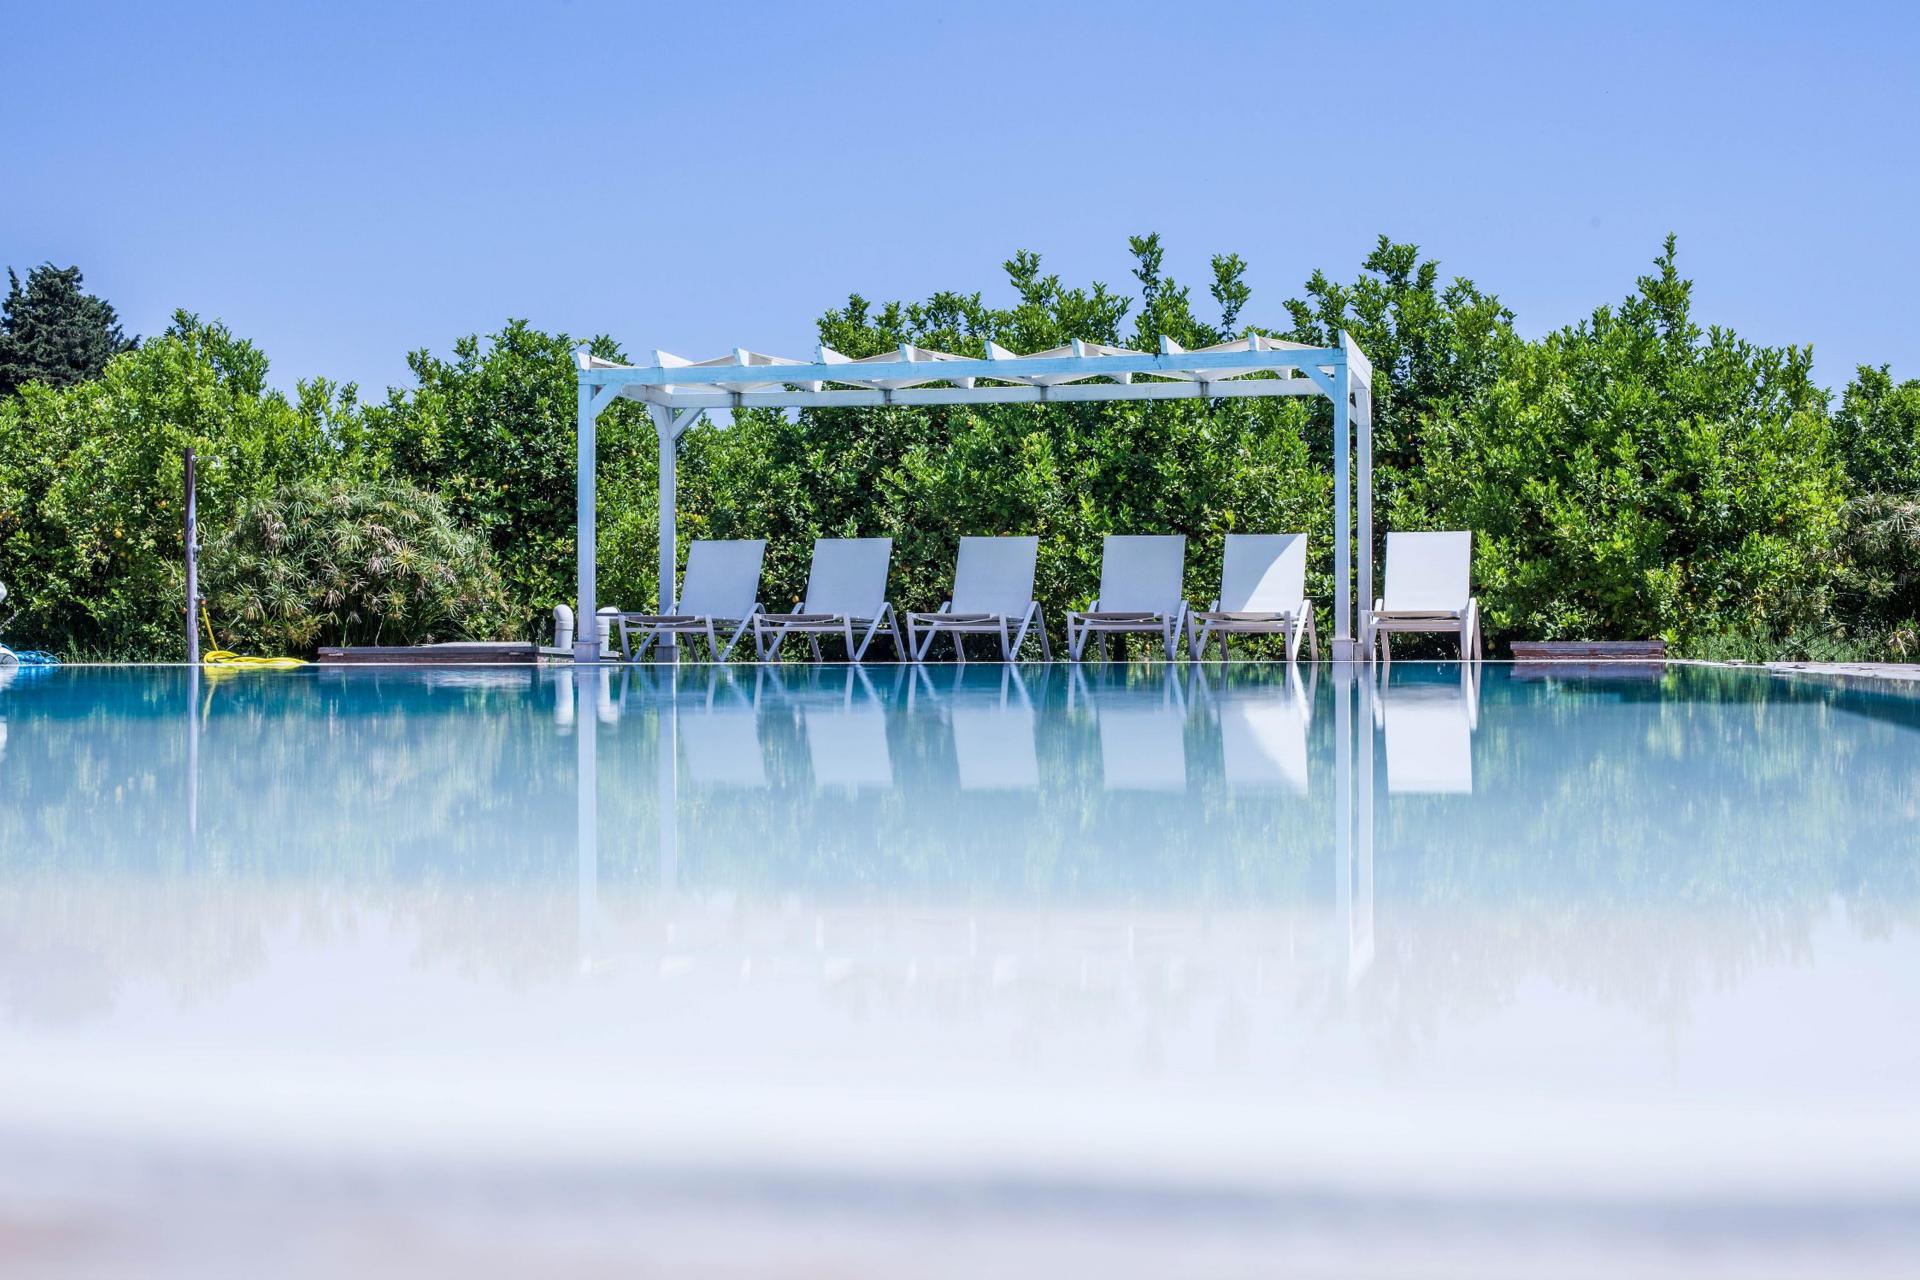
6, 0, 1916, 396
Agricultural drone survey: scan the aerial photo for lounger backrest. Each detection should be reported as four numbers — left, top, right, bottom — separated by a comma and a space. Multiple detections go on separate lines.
950, 536, 1039, 615
675, 539, 766, 617
1218, 533, 1307, 612
802, 537, 893, 616
1096, 535, 1186, 613
1382, 531, 1472, 611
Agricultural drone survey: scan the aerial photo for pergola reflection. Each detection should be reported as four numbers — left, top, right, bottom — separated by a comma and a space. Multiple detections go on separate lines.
554, 660, 1482, 991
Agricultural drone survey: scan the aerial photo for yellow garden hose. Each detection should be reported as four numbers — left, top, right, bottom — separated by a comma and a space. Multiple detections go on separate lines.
200, 608, 307, 669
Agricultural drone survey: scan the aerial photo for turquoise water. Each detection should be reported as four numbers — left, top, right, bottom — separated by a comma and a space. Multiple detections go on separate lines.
2, 661, 1918, 1275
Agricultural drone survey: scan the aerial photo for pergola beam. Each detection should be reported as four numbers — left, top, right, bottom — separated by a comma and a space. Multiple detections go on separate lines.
618, 377, 1329, 411
586, 345, 1336, 390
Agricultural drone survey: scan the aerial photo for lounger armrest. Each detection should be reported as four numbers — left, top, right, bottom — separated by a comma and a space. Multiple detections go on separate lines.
939, 601, 952, 614
1209, 597, 1221, 611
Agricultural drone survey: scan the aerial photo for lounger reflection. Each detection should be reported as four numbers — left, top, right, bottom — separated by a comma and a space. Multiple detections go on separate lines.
800, 667, 895, 790
1071, 668, 1189, 792
1196, 665, 1314, 793
1376, 664, 1480, 794
913, 665, 1040, 790
678, 670, 768, 788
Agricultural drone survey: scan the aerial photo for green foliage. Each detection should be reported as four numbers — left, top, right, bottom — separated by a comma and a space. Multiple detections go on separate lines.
360, 321, 658, 638
203, 477, 511, 653
1833, 364, 1920, 496
1281, 236, 1513, 483
1395, 237, 1845, 651
0, 263, 137, 397
5, 237, 1917, 663
0, 312, 360, 658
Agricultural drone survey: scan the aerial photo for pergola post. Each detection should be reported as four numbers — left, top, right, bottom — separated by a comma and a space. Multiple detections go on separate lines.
1331, 359, 1354, 661
649, 405, 679, 661
1345, 332, 1375, 663
574, 375, 599, 664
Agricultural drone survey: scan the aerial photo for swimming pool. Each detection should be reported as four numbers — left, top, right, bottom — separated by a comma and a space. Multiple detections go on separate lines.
2, 661, 1916, 1277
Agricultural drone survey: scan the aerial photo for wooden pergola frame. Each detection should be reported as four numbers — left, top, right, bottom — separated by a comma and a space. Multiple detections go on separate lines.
572, 331, 1375, 661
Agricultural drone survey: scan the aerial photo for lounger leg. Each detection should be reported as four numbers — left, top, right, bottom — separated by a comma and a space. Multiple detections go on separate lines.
1305, 612, 1319, 663
720, 614, 756, 663
885, 606, 905, 662
1034, 606, 1052, 662
998, 618, 1013, 661
1185, 614, 1201, 662
808, 636, 823, 663
844, 618, 861, 662
1067, 616, 1084, 663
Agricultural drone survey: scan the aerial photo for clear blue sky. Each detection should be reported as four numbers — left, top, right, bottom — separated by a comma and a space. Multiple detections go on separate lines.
7, 1, 1916, 397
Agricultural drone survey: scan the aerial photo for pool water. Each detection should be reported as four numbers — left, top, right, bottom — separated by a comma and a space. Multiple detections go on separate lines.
2, 661, 1917, 1277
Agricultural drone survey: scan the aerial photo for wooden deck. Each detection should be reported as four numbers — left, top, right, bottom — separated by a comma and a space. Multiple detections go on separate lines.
315, 642, 537, 665
1510, 639, 1667, 661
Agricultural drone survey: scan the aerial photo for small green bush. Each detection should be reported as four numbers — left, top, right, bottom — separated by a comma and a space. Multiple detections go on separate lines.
204, 478, 512, 654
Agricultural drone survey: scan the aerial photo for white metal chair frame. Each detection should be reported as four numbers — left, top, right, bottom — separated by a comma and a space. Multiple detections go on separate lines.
754, 538, 905, 663
910, 601, 1050, 662
617, 538, 768, 662
756, 607, 904, 662
619, 608, 763, 663
1362, 531, 1484, 665
906, 536, 1052, 663
1185, 534, 1318, 664
1066, 535, 1189, 663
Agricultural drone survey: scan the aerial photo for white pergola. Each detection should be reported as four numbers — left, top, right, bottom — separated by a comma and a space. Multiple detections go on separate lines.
572, 331, 1375, 661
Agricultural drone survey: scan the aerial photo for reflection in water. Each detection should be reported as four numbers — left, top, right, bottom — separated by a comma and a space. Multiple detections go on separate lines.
2, 661, 1920, 1222
1377, 661, 1480, 794
3, 662, 1918, 1021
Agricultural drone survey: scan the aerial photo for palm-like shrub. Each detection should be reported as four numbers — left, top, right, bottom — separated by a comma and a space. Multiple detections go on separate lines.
205, 478, 512, 653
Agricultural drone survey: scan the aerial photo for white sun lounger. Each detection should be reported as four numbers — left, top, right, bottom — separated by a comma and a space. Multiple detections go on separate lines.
617, 538, 766, 662
1186, 533, 1317, 663
906, 535, 1051, 663
754, 537, 904, 663
1066, 535, 1188, 662
1364, 531, 1483, 664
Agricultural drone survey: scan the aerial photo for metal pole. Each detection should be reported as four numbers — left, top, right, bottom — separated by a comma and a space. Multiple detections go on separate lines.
574, 380, 599, 663
184, 447, 199, 665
